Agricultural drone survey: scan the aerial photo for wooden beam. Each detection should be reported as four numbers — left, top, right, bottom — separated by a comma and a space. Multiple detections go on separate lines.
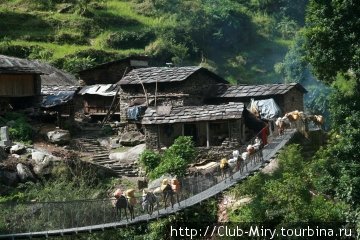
157, 125, 160, 149
127, 94, 189, 99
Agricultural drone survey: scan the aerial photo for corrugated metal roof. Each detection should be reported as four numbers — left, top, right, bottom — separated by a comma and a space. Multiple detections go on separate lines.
78, 84, 118, 96
142, 102, 244, 124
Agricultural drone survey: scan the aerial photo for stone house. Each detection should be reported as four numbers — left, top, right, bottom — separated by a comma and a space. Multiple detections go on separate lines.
208, 83, 307, 114
118, 66, 250, 149
141, 102, 245, 149
118, 66, 228, 122
0, 55, 43, 113
78, 56, 149, 85
78, 84, 118, 117
32, 60, 80, 121
77, 56, 148, 118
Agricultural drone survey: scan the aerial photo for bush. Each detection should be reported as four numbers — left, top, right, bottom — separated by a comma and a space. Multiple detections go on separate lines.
147, 136, 196, 179
165, 136, 196, 164
139, 150, 161, 174
150, 154, 188, 179
2, 112, 33, 143
104, 30, 155, 49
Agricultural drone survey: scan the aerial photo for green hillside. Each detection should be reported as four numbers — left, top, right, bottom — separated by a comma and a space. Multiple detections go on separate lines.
0, 0, 306, 83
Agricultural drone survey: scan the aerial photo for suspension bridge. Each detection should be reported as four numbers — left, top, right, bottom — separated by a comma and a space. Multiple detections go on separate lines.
0, 129, 297, 239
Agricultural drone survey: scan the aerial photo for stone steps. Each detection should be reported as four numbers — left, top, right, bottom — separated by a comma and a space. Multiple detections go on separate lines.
76, 136, 139, 178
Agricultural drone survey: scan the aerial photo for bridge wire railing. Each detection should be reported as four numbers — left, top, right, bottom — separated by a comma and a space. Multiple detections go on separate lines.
0, 127, 292, 236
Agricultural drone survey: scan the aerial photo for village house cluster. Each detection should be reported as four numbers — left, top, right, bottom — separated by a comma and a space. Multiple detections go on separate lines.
0, 54, 306, 156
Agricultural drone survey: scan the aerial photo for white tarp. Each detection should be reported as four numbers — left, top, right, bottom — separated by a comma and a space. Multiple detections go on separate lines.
248, 98, 281, 120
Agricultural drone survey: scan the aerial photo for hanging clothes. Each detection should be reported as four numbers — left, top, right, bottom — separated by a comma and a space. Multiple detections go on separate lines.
127, 106, 147, 120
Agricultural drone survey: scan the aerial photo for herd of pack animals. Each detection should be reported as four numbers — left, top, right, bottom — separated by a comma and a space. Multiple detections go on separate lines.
275, 110, 325, 137
110, 110, 324, 222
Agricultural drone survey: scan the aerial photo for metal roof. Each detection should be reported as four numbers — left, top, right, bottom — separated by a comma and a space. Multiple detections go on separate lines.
78, 84, 118, 97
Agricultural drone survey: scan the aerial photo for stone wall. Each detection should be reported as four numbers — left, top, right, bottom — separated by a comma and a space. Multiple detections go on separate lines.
144, 119, 245, 150
119, 71, 223, 122
144, 125, 158, 149
282, 88, 304, 113
79, 62, 130, 85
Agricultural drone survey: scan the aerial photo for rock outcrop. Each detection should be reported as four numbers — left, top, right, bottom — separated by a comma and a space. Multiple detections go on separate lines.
47, 129, 71, 145
119, 131, 145, 146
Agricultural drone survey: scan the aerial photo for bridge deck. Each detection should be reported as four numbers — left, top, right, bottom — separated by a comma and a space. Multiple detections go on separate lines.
0, 130, 297, 239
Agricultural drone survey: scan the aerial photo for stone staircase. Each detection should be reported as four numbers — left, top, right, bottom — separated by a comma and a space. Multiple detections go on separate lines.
76, 137, 139, 177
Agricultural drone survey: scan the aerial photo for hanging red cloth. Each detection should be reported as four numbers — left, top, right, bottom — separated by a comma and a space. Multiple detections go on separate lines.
261, 126, 268, 145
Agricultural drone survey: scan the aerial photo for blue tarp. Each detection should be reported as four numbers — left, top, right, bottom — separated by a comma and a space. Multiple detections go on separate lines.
41, 91, 75, 108
127, 106, 147, 121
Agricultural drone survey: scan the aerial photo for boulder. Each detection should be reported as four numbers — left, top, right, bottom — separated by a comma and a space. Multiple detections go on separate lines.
109, 144, 146, 163
10, 144, 26, 154
33, 156, 53, 176
31, 151, 58, 176
119, 131, 145, 146
11, 154, 20, 159
47, 129, 71, 145
0, 170, 18, 186
110, 137, 121, 149
98, 138, 110, 148
16, 163, 35, 182
31, 151, 46, 162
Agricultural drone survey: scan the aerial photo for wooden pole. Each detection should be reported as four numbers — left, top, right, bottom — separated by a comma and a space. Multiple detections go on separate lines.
206, 122, 210, 148
157, 125, 160, 149
136, 74, 149, 106
101, 67, 128, 125
155, 78, 158, 107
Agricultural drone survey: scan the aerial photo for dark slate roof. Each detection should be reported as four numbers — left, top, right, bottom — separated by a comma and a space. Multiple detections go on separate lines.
32, 61, 79, 86
214, 83, 307, 98
119, 66, 228, 85
142, 102, 244, 125
29, 60, 80, 94
0, 55, 42, 74
78, 55, 149, 73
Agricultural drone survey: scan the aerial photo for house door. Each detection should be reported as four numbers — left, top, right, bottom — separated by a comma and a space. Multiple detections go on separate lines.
184, 123, 198, 143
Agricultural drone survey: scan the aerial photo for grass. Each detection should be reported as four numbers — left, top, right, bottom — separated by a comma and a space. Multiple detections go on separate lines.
104, 0, 163, 27
8, 40, 144, 59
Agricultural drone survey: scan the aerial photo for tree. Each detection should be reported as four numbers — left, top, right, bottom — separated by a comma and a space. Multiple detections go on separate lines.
304, 0, 360, 84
